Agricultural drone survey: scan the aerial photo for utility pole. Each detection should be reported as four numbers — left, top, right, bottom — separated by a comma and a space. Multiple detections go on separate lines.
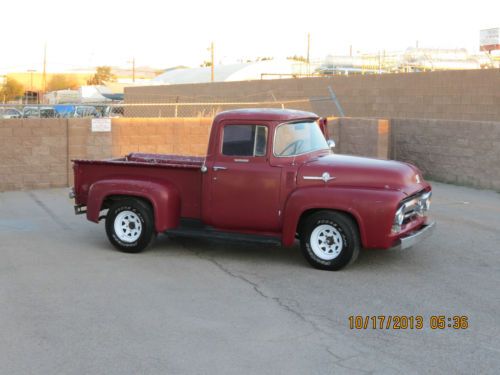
132, 57, 135, 83
378, 51, 382, 74
306, 33, 311, 75
210, 42, 214, 82
42, 43, 47, 93
27, 69, 36, 104
306, 33, 310, 63
29, 71, 34, 91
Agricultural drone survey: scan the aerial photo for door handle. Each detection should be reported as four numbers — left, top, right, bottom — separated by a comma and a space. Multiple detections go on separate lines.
213, 166, 227, 171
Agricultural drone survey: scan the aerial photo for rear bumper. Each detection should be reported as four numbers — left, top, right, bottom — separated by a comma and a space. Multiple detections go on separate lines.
391, 221, 436, 250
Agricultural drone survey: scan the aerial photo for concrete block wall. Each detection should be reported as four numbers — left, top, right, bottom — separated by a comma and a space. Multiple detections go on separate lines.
111, 117, 212, 157
0, 119, 68, 191
126, 69, 500, 121
391, 118, 500, 190
2, 116, 499, 192
67, 119, 114, 186
0, 118, 214, 191
67, 117, 212, 185
327, 118, 390, 159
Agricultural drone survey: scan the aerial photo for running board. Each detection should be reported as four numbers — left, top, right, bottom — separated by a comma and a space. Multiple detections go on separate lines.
165, 221, 281, 246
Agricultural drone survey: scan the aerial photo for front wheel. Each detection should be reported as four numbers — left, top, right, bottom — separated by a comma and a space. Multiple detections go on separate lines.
105, 199, 156, 253
300, 211, 360, 270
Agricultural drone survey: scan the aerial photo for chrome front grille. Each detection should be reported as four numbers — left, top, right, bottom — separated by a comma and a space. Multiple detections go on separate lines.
401, 191, 432, 223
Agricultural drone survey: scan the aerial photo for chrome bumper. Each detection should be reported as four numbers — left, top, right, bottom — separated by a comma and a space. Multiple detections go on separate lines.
392, 221, 436, 250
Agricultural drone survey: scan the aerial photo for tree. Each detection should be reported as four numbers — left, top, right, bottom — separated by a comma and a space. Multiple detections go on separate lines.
287, 55, 308, 62
200, 61, 212, 68
87, 66, 116, 85
47, 74, 79, 91
0, 77, 24, 102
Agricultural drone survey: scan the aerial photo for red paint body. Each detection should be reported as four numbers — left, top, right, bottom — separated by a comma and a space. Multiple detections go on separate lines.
73, 109, 431, 249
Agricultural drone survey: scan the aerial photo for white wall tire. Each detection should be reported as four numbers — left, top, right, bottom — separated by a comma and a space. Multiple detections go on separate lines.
300, 211, 360, 270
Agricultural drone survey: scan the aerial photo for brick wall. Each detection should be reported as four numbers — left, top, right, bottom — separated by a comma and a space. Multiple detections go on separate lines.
126, 69, 500, 121
66, 117, 212, 185
0, 119, 68, 191
327, 118, 390, 159
391, 118, 500, 190
111, 117, 212, 157
67, 119, 113, 186
0, 117, 213, 191
2, 116, 499, 192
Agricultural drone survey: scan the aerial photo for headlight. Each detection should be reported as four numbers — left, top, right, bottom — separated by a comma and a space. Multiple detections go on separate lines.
420, 191, 432, 215
392, 205, 405, 233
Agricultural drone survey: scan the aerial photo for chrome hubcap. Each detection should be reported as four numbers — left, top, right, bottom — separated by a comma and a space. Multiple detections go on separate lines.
310, 224, 343, 260
114, 211, 142, 243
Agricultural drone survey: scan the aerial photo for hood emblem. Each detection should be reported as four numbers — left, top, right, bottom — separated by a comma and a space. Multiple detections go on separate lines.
303, 172, 336, 183
415, 174, 421, 184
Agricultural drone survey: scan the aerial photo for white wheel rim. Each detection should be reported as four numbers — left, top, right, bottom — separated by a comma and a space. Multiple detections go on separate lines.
310, 224, 344, 260
114, 211, 142, 243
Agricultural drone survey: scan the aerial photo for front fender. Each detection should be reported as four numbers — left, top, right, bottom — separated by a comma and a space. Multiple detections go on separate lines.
87, 178, 181, 233
282, 186, 404, 248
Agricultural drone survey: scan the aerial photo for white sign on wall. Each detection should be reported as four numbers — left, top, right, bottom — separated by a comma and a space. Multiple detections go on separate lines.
91, 118, 112, 132
480, 28, 500, 50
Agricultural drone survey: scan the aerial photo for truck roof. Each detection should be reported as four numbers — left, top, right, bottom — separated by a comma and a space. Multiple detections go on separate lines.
214, 108, 319, 123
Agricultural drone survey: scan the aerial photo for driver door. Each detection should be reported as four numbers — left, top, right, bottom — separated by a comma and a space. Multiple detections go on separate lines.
205, 123, 282, 232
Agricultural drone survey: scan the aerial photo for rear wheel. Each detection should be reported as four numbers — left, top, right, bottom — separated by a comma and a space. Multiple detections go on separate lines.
300, 211, 360, 270
105, 199, 156, 253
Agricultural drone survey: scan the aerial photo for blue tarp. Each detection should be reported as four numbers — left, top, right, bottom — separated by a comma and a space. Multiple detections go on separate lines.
53, 105, 75, 117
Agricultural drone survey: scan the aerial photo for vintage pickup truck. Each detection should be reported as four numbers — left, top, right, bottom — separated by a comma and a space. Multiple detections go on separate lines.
71, 108, 435, 270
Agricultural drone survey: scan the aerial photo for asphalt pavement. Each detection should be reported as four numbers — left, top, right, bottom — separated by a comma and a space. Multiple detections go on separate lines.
0, 182, 499, 374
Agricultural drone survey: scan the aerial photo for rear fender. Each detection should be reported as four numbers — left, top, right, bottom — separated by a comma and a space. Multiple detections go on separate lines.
86, 179, 180, 233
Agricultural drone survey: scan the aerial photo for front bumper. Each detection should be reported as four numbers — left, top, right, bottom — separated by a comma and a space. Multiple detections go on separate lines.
391, 221, 436, 250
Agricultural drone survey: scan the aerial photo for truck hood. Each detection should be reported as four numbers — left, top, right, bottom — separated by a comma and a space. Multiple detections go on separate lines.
297, 154, 425, 195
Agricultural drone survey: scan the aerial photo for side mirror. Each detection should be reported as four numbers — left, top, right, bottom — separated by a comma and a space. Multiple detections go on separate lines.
327, 139, 336, 150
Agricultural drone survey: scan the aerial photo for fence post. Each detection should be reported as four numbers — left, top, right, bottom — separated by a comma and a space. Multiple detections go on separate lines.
328, 86, 345, 117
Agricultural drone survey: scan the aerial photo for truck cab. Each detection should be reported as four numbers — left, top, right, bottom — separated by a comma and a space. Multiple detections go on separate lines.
72, 109, 435, 270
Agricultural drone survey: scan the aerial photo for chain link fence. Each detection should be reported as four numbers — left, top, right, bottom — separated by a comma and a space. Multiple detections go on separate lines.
0, 97, 317, 119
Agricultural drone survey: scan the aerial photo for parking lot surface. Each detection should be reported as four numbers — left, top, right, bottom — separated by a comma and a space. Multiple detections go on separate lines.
0, 182, 499, 374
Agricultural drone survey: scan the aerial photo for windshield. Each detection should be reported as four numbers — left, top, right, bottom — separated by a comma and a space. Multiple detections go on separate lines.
274, 121, 329, 157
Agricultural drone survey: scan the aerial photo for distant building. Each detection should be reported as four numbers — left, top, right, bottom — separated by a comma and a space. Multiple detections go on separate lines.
43, 86, 114, 104
317, 48, 497, 75
44, 90, 80, 104
151, 59, 311, 85
79, 86, 113, 103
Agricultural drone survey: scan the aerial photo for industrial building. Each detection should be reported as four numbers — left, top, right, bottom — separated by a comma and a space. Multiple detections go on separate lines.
151, 59, 311, 85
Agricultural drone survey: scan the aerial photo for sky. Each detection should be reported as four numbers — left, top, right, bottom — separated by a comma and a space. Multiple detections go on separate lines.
0, 0, 499, 73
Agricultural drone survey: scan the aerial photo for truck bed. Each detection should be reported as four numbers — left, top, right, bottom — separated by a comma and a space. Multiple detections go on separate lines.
73, 153, 205, 219
125, 153, 205, 168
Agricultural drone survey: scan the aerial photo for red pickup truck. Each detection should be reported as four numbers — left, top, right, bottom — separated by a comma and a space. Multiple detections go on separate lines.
71, 108, 434, 270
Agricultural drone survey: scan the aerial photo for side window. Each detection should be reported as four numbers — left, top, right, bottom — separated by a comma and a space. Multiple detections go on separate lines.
24, 108, 35, 117
222, 125, 268, 157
